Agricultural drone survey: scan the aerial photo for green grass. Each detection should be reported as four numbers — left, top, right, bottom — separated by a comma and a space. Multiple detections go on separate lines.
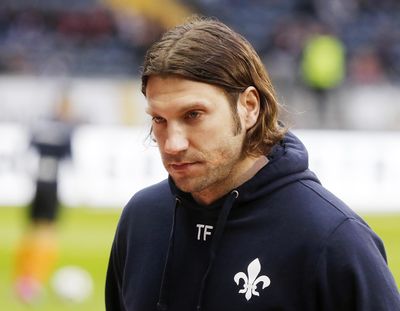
0, 207, 398, 311
0, 206, 121, 311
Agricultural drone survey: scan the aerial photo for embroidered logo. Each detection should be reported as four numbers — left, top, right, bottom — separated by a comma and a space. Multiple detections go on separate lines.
233, 258, 271, 301
196, 224, 213, 241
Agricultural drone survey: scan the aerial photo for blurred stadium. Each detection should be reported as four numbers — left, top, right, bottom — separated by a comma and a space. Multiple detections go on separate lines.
0, 0, 399, 310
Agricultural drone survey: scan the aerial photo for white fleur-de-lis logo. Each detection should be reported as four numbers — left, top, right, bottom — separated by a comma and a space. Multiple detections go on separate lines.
233, 258, 271, 301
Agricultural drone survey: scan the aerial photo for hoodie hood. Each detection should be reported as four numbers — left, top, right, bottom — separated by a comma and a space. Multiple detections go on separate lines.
168, 131, 319, 208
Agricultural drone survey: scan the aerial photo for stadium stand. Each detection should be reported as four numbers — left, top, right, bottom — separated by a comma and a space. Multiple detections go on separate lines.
0, 0, 399, 80
0, 0, 399, 130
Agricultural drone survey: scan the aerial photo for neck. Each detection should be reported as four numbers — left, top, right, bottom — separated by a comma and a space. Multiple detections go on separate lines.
192, 156, 268, 205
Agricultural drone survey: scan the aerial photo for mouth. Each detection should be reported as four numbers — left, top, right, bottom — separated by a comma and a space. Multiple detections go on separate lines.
169, 162, 198, 172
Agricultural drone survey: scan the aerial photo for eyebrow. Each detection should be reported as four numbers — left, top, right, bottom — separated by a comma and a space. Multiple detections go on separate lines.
146, 101, 210, 115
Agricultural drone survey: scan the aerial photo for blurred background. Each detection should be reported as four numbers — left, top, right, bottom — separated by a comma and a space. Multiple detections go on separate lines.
0, 0, 399, 310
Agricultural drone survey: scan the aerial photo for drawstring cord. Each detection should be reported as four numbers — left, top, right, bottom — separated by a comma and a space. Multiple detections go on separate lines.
196, 190, 239, 311
157, 198, 180, 311
157, 190, 239, 311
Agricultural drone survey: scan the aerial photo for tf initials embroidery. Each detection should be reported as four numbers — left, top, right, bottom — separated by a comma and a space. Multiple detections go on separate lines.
196, 224, 213, 241
234, 258, 271, 301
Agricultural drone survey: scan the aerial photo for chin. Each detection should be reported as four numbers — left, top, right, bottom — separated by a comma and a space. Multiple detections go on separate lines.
173, 178, 203, 194
174, 182, 195, 193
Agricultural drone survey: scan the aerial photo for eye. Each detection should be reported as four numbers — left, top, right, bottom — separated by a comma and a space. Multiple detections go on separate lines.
185, 111, 201, 120
152, 116, 166, 124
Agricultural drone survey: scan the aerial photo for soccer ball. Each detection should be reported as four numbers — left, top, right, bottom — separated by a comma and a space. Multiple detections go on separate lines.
51, 266, 93, 303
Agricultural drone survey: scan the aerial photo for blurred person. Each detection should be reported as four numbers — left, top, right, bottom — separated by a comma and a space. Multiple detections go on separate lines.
106, 16, 400, 310
13, 92, 74, 303
300, 26, 346, 127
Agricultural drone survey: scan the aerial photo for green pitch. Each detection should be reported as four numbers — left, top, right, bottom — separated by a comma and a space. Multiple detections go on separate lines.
0, 206, 121, 311
0, 207, 399, 311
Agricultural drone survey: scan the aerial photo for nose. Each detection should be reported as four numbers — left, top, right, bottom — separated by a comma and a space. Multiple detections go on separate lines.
163, 125, 189, 154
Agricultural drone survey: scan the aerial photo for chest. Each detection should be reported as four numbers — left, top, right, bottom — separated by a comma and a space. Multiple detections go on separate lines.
121, 215, 317, 311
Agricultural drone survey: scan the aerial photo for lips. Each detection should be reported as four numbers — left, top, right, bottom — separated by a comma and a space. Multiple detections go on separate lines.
169, 162, 198, 172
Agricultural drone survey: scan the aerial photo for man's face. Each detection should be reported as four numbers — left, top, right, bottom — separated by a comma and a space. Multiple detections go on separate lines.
146, 75, 248, 201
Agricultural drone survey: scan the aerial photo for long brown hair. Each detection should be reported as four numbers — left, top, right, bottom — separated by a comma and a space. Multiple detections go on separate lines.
141, 16, 286, 157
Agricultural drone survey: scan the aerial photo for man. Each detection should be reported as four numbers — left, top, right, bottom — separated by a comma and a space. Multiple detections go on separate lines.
106, 16, 400, 310
14, 95, 74, 303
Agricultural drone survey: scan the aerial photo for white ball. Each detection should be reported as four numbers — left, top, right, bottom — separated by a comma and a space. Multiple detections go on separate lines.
51, 266, 93, 303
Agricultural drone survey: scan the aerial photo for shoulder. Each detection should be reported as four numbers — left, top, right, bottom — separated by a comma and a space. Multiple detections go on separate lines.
295, 181, 394, 284
288, 181, 400, 307
122, 178, 175, 219
311, 217, 400, 309
272, 178, 367, 234
270, 178, 381, 255
298, 179, 362, 220
116, 179, 175, 234
291, 179, 369, 230
128, 179, 174, 206
301, 179, 379, 245
318, 217, 385, 261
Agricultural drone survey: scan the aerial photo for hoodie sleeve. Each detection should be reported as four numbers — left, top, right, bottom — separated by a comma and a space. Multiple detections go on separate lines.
313, 218, 400, 311
105, 211, 128, 311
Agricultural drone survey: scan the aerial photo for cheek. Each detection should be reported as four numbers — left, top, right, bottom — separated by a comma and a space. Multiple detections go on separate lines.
152, 126, 166, 144
198, 117, 236, 140
190, 128, 223, 151
201, 130, 244, 161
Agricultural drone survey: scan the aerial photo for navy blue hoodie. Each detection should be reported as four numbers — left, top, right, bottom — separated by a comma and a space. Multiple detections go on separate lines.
106, 132, 400, 310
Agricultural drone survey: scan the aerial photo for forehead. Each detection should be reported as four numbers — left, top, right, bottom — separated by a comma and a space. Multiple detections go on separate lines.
145, 75, 230, 113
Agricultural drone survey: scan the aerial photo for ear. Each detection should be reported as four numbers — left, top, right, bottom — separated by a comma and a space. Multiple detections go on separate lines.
238, 86, 260, 130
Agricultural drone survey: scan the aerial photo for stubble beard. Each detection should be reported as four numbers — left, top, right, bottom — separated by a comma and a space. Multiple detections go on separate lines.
167, 141, 244, 198
164, 110, 246, 199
